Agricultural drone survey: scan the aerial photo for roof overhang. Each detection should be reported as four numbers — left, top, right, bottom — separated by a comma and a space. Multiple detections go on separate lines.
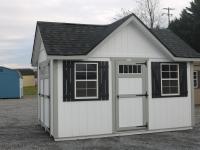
31, 14, 200, 65
31, 25, 43, 67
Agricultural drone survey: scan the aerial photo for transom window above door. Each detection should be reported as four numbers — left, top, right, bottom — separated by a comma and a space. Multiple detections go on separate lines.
75, 63, 98, 99
119, 65, 142, 74
161, 63, 180, 96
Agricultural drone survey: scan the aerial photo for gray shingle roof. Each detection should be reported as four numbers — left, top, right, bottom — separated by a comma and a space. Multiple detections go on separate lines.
38, 14, 132, 56
37, 14, 200, 58
151, 29, 200, 58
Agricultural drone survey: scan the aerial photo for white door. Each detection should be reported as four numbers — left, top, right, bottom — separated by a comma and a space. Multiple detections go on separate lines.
116, 62, 147, 130
39, 64, 50, 129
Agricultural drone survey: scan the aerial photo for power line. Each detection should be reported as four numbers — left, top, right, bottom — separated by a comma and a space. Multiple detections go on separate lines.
163, 7, 175, 25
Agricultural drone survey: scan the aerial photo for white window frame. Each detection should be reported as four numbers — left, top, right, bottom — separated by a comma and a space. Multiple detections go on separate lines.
118, 64, 142, 74
161, 63, 180, 96
74, 62, 98, 99
194, 71, 198, 88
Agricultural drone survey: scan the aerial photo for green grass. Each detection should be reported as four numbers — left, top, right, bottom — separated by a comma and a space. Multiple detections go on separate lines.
23, 86, 38, 96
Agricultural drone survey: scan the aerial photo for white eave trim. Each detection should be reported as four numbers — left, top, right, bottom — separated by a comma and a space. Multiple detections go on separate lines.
47, 55, 200, 62
173, 57, 200, 62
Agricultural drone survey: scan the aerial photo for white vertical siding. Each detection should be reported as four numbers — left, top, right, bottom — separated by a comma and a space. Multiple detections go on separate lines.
44, 79, 50, 128
118, 78, 144, 127
38, 43, 47, 64
40, 80, 44, 123
48, 19, 193, 138
57, 60, 113, 138
148, 61, 192, 130
89, 23, 171, 59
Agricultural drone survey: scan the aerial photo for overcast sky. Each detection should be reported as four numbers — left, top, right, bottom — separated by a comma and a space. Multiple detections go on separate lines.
0, 0, 192, 68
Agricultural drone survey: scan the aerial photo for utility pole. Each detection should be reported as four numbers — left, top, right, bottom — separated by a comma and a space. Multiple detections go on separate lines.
163, 7, 175, 25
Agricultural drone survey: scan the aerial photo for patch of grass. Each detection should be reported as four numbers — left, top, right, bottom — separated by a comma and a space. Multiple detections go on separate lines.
23, 86, 38, 96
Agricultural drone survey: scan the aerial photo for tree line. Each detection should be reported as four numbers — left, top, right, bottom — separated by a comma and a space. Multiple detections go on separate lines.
169, 0, 200, 52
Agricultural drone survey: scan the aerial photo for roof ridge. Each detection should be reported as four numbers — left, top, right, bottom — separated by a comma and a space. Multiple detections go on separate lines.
37, 14, 134, 27
37, 21, 109, 27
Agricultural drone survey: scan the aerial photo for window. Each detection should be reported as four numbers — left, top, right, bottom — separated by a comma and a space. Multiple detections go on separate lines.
194, 71, 198, 88
75, 63, 98, 99
119, 65, 141, 74
161, 63, 180, 96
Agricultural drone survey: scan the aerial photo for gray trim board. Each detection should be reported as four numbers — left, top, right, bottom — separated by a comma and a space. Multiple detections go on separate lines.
53, 60, 59, 138
191, 63, 195, 126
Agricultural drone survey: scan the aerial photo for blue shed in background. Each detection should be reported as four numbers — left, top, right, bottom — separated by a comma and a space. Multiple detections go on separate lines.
0, 67, 23, 99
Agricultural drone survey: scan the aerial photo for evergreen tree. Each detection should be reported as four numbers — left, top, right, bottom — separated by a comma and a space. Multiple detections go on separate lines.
169, 0, 200, 52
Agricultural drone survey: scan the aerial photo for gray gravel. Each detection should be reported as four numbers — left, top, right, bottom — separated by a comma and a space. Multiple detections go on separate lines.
0, 96, 200, 150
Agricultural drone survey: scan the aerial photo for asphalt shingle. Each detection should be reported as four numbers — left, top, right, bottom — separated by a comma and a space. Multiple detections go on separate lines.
151, 29, 200, 58
38, 14, 132, 56
37, 14, 200, 58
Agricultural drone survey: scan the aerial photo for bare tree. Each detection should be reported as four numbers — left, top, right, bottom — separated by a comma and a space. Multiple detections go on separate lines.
136, 0, 160, 28
113, 0, 161, 29
113, 8, 133, 20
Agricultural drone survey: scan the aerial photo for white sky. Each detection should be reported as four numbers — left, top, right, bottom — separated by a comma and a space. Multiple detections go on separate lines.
0, 0, 192, 68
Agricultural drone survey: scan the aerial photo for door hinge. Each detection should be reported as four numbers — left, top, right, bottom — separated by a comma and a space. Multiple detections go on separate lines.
136, 61, 147, 66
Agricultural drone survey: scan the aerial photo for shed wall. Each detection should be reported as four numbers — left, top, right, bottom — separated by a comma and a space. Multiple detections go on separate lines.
55, 59, 192, 138
89, 22, 172, 60
57, 60, 113, 138
0, 68, 21, 98
39, 20, 192, 139
23, 75, 35, 87
148, 60, 192, 129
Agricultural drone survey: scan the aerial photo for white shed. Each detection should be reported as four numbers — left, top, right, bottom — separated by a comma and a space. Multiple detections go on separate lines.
31, 14, 200, 141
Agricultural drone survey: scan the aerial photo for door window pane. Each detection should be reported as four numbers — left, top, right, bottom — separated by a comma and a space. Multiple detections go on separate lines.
124, 65, 128, 73
129, 65, 133, 73
137, 65, 141, 73
119, 65, 123, 73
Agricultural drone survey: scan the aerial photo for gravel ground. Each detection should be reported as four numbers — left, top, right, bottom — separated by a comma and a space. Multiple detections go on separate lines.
0, 96, 200, 150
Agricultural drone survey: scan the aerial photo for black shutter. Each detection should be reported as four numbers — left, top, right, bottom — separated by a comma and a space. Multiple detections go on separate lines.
198, 71, 200, 89
151, 62, 161, 98
99, 61, 109, 100
179, 63, 188, 96
63, 60, 74, 102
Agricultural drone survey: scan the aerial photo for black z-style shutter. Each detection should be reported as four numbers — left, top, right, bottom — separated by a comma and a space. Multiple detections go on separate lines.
63, 60, 74, 102
198, 71, 200, 89
151, 62, 161, 98
179, 63, 188, 97
99, 61, 109, 100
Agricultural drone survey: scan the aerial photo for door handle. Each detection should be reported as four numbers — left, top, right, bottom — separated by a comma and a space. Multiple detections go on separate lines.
136, 92, 148, 97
